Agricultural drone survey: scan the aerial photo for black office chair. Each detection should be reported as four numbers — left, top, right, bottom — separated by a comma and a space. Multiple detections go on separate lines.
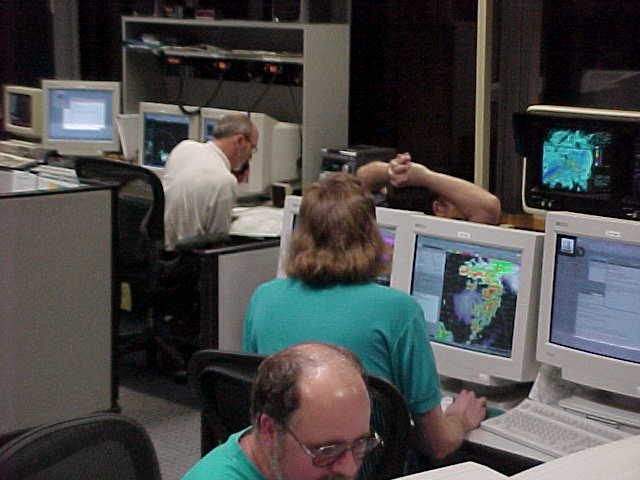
188, 349, 412, 479
188, 349, 265, 455
0, 413, 161, 480
75, 157, 198, 376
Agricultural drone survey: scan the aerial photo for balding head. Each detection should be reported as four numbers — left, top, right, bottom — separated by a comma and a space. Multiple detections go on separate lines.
251, 342, 368, 429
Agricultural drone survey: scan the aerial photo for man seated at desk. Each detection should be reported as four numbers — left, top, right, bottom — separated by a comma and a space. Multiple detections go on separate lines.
163, 113, 258, 250
181, 342, 377, 480
356, 152, 501, 224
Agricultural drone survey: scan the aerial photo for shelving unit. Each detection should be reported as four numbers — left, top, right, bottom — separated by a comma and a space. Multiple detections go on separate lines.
122, 16, 350, 188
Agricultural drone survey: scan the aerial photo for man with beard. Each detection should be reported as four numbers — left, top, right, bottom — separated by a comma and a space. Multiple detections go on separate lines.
181, 342, 377, 480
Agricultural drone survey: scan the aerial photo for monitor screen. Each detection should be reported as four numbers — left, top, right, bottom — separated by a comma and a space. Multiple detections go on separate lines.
10, 93, 33, 128
202, 117, 217, 142
142, 112, 191, 168
137, 102, 200, 175
42, 80, 120, 156
541, 127, 613, 194
403, 216, 544, 386
515, 105, 640, 219
3, 85, 42, 139
538, 211, 640, 399
375, 226, 396, 287
412, 235, 520, 359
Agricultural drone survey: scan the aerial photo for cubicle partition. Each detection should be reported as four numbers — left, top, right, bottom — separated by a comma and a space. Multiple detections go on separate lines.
0, 185, 115, 432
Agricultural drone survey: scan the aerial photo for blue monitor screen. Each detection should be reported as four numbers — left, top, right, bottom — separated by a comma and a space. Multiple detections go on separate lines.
143, 113, 190, 168
411, 235, 521, 358
550, 234, 640, 364
542, 128, 613, 193
202, 118, 218, 142
48, 89, 114, 141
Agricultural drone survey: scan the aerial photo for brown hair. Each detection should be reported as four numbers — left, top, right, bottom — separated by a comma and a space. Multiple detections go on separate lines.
250, 342, 365, 428
286, 173, 389, 285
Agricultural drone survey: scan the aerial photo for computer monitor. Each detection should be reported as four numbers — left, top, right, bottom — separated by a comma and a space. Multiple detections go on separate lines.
41, 80, 121, 156
137, 102, 200, 176
537, 211, 640, 405
403, 215, 544, 387
515, 105, 640, 219
276, 195, 419, 289
2, 85, 42, 140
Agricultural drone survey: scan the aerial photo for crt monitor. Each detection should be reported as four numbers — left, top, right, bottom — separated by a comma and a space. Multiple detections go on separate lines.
201, 108, 301, 198
2, 85, 42, 140
403, 215, 544, 386
137, 102, 200, 176
537, 211, 640, 407
515, 105, 640, 219
42, 80, 121, 156
276, 195, 420, 290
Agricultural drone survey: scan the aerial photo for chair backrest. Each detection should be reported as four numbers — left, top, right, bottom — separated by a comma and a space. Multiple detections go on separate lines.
75, 157, 165, 268
0, 413, 161, 480
188, 349, 412, 479
358, 374, 412, 480
188, 349, 265, 456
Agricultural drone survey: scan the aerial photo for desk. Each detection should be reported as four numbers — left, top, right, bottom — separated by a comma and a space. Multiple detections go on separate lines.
0, 185, 115, 432
191, 236, 280, 351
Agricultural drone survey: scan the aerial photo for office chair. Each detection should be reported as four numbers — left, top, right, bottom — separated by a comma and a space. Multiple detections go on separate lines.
188, 349, 412, 479
75, 157, 198, 376
188, 349, 265, 455
0, 413, 161, 480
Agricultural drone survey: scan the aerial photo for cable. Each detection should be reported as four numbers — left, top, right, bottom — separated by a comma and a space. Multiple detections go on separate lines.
248, 73, 276, 113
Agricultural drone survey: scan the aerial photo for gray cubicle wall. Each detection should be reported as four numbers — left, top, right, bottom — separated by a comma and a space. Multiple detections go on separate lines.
0, 187, 113, 432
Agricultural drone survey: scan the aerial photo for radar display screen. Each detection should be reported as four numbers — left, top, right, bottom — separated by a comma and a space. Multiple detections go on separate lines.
411, 235, 521, 358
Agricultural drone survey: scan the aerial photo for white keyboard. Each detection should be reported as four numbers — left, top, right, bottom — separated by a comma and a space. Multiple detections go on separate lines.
0, 152, 38, 170
480, 398, 631, 458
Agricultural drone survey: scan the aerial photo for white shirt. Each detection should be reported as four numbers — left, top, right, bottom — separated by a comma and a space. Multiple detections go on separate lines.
163, 140, 237, 250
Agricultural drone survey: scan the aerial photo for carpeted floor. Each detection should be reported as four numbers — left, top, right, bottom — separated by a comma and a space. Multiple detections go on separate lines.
118, 360, 202, 480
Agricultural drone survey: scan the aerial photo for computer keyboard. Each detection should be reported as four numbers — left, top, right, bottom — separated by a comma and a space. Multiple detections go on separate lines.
0, 152, 38, 170
480, 398, 630, 458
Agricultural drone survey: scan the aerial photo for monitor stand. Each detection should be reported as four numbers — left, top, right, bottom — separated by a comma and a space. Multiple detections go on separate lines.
558, 389, 640, 431
440, 376, 532, 411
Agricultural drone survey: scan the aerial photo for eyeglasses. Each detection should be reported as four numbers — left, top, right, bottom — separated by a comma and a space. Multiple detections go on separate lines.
284, 425, 382, 468
244, 135, 258, 154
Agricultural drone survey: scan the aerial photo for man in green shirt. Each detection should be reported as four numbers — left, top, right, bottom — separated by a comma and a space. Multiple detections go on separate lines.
181, 342, 378, 480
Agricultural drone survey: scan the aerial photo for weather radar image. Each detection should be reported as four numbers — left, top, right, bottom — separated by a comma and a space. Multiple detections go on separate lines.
541, 128, 612, 193
411, 236, 520, 358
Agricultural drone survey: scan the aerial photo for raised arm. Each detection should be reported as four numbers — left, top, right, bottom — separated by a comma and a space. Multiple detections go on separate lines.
389, 153, 502, 224
355, 160, 393, 193
413, 389, 487, 461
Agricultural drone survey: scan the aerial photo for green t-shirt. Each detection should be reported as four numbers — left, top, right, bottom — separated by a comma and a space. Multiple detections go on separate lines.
181, 428, 266, 480
242, 278, 441, 414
